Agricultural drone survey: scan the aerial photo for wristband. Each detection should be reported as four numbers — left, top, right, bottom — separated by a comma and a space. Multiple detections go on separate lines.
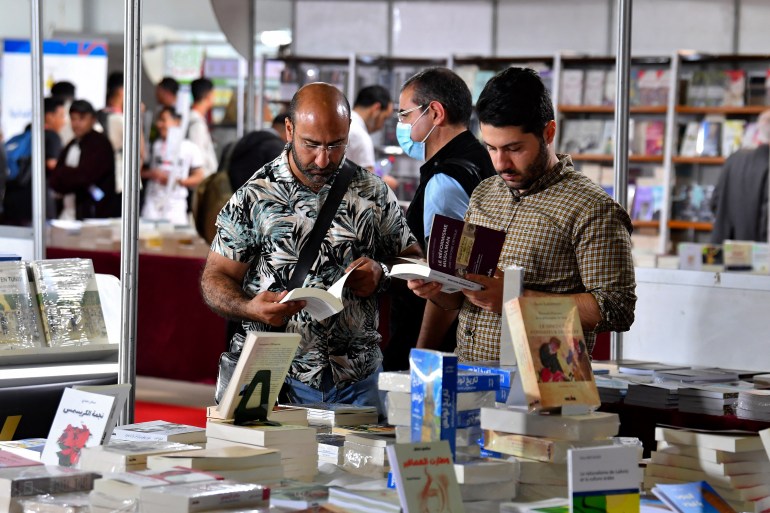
376, 261, 391, 294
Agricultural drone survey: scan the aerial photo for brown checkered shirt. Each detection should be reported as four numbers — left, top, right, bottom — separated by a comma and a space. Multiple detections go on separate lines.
456, 154, 636, 361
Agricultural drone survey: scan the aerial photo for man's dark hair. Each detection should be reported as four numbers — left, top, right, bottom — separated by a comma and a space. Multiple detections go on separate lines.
157, 76, 179, 95
69, 99, 96, 116
106, 71, 124, 102
476, 67, 554, 135
159, 105, 182, 121
50, 81, 75, 101
44, 96, 64, 115
354, 85, 391, 109
401, 67, 472, 127
271, 112, 289, 128
191, 78, 214, 103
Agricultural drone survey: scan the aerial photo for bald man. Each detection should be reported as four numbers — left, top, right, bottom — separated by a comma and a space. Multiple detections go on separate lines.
201, 83, 420, 412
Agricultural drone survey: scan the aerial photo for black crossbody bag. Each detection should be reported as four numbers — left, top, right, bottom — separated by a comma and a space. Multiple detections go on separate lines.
215, 160, 357, 404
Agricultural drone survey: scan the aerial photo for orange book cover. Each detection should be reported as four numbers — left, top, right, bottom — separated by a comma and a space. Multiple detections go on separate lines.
503, 297, 600, 412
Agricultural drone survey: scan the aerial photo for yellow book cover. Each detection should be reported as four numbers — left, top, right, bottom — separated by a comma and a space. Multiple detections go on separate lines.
503, 297, 600, 412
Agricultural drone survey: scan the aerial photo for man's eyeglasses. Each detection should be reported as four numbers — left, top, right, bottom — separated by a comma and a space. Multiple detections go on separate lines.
397, 104, 425, 123
298, 142, 348, 155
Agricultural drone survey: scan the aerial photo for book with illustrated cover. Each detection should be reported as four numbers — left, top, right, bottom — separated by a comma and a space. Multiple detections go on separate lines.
560, 70, 585, 105
652, 480, 737, 513
279, 261, 362, 320
0, 261, 45, 349
391, 214, 505, 293
73, 383, 131, 445
41, 388, 116, 467
112, 420, 206, 444
386, 440, 464, 513
31, 258, 108, 347
214, 331, 301, 422
410, 349, 458, 456
583, 70, 606, 106
568, 445, 640, 513
503, 297, 600, 412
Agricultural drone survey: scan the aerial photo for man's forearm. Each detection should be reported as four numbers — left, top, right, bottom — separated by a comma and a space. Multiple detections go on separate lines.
416, 293, 462, 349
200, 269, 255, 322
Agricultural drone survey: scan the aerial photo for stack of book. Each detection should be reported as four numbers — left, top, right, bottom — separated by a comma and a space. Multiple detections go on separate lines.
644, 426, 770, 512
205, 419, 318, 481
480, 409, 620, 500
737, 389, 770, 421
341, 431, 394, 478
652, 368, 740, 384
88, 466, 223, 513
139, 480, 270, 513
327, 486, 401, 513
453, 456, 519, 502
267, 479, 330, 510
458, 361, 517, 405
316, 433, 345, 465
0, 465, 98, 513
0, 260, 46, 349
678, 383, 751, 416
111, 420, 207, 445
0, 438, 46, 461
593, 376, 630, 403
292, 403, 378, 428
624, 382, 680, 409
146, 445, 283, 484
78, 439, 203, 473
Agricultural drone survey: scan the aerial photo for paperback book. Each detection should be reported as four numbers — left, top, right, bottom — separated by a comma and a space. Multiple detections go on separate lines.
0, 260, 45, 349
567, 445, 640, 513
503, 297, 600, 411
410, 349, 458, 456
41, 388, 117, 467
279, 260, 362, 320
391, 214, 505, 293
652, 480, 738, 513
111, 420, 206, 444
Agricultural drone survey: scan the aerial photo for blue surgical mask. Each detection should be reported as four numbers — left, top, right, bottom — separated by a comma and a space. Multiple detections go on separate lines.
396, 107, 436, 161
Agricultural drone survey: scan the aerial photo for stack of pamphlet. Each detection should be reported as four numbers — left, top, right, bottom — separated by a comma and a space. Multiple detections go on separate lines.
624, 382, 680, 409
78, 439, 203, 473
146, 445, 283, 483
292, 403, 378, 428
205, 420, 318, 481
644, 426, 770, 512
737, 389, 770, 421
678, 383, 753, 416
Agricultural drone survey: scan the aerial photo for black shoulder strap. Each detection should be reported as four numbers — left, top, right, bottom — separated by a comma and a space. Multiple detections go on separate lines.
287, 159, 356, 290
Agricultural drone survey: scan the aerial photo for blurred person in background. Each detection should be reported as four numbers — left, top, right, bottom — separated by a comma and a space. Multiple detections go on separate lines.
188, 77, 218, 177
49, 100, 116, 220
347, 85, 398, 190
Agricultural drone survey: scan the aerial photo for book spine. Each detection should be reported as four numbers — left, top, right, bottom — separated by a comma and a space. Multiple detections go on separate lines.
457, 374, 500, 393
10, 473, 96, 497
457, 364, 514, 388
455, 409, 481, 428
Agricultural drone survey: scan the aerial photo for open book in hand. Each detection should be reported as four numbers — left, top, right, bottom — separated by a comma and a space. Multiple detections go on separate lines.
390, 214, 506, 293
279, 261, 362, 321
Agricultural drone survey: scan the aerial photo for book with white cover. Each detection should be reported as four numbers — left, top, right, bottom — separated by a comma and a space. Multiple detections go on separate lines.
78, 439, 202, 472
139, 480, 269, 513
656, 440, 769, 464
328, 487, 402, 513
655, 426, 763, 452
279, 261, 362, 320
0, 438, 46, 461
215, 331, 301, 421
650, 450, 770, 475
480, 407, 620, 442
41, 388, 116, 467
205, 419, 316, 447
112, 420, 206, 444
0, 450, 42, 469
453, 458, 518, 484
92, 467, 221, 500
146, 445, 281, 471
72, 383, 131, 445
568, 445, 640, 513
387, 440, 464, 513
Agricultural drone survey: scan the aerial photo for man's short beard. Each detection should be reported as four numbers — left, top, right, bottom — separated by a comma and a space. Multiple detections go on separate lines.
290, 142, 339, 188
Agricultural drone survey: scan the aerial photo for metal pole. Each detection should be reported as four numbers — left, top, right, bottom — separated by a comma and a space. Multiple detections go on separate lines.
236, 58, 245, 139
30, 0, 45, 260
611, 0, 632, 361
247, 0, 257, 131
119, 0, 142, 425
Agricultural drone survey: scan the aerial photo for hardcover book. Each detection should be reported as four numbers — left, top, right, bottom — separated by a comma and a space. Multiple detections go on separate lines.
410, 349, 458, 456
386, 440, 465, 513
0, 260, 45, 349
214, 331, 301, 422
112, 420, 206, 444
567, 445, 640, 513
503, 297, 600, 412
41, 388, 117, 467
652, 480, 738, 513
391, 214, 505, 293
31, 258, 109, 346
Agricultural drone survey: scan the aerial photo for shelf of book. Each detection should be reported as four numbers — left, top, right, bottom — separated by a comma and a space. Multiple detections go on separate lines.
559, 105, 667, 114
668, 220, 714, 231
632, 220, 660, 229
571, 154, 664, 163
675, 105, 768, 115
671, 156, 726, 165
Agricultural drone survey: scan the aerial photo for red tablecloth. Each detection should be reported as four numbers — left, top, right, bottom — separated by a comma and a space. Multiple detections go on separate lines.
47, 247, 226, 383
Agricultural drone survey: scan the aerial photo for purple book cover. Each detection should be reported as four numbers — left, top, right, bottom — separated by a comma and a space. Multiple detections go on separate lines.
427, 214, 505, 279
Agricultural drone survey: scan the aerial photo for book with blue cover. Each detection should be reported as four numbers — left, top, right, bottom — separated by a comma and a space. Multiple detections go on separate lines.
410, 349, 458, 457
458, 362, 517, 389
652, 481, 737, 513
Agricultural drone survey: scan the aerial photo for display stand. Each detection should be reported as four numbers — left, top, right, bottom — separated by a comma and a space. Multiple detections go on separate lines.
232, 370, 279, 426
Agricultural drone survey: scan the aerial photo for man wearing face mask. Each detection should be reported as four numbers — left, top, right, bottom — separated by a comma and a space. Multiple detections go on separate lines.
201, 83, 420, 412
383, 67, 495, 371
408, 67, 636, 361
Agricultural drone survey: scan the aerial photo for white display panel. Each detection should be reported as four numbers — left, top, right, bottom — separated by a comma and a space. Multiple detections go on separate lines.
392, 1, 492, 58
738, 0, 770, 53
497, 0, 609, 56
295, 1, 389, 56
1, 39, 108, 140
624, 268, 770, 371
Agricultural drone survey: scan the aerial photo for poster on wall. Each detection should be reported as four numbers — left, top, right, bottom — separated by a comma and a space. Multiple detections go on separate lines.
1, 39, 108, 139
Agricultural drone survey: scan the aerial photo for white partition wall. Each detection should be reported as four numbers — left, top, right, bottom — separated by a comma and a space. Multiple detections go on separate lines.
294, 0, 389, 56
624, 268, 770, 371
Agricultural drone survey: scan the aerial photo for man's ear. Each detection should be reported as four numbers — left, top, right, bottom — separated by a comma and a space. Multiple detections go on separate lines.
543, 120, 557, 145
428, 101, 447, 126
285, 117, 294, 140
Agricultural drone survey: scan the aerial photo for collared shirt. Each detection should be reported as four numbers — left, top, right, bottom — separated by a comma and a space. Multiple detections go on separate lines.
457, 154, 636, 361
346, 111, 375, 169
211, 150, 416, 389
